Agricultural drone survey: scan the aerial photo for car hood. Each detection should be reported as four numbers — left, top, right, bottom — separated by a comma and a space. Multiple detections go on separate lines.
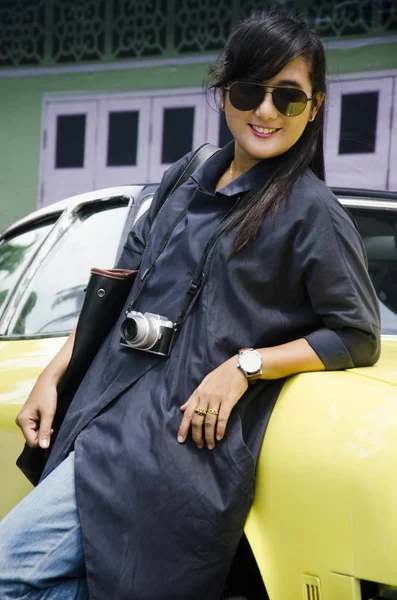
0, 337, 67, 431
0, 336, 395, 414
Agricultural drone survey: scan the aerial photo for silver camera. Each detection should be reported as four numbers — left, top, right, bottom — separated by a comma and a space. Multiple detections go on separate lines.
120, 311, 175, 356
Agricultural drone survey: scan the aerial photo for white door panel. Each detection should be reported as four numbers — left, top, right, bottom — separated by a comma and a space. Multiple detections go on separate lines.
325, 77, 393, 190
41, 101, 97, 206
148, 94, 207, 182
95, 97, 151, 188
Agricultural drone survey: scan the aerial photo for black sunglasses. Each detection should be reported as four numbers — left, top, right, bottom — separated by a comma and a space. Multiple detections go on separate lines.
224, 82, 314, 117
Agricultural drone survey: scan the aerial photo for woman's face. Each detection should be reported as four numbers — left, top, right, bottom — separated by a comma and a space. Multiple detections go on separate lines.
223, 56, 322, 169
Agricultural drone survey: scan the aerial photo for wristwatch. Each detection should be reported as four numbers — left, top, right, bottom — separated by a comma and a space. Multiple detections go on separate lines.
237, 347, 263, 384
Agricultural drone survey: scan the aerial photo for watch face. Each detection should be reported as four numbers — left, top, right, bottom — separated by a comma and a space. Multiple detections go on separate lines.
240, 351, 262, 374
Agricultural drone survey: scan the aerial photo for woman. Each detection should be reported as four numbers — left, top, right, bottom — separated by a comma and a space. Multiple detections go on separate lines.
0, 11, 380, 600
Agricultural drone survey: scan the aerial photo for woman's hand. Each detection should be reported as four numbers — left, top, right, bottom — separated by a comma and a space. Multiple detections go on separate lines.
16, 327, 75, 449
15, 374, 58, 449
177, 355, 248, 450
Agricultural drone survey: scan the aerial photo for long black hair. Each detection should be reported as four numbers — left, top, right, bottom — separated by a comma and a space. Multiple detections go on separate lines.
206, 11, 327, 254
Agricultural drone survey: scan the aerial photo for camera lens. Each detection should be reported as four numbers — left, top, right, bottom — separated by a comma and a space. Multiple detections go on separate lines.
120, 312, 163, 350
121, 318, 138, 342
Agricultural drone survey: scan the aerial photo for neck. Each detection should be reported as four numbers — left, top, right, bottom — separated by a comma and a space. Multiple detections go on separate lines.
233, 144, 262, 177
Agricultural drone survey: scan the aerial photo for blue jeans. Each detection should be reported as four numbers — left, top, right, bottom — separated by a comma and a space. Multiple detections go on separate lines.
0, 452, 88, 600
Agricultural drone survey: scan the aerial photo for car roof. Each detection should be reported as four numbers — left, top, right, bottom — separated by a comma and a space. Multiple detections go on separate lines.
1, 185, 145, 239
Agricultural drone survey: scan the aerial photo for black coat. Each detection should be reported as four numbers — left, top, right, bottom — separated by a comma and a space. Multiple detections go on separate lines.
43, 142, 381, 599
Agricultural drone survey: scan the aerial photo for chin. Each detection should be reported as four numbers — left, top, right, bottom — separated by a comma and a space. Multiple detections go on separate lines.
247, 148, 284, 161
239, 140, 287, 162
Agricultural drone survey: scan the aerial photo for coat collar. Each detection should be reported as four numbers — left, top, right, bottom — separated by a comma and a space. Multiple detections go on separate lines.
190, 141, 280, 197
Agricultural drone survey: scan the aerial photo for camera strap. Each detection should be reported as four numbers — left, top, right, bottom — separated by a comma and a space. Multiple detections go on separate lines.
128, 195, 239, 345
124, 145, 241, 345
129, 201, 235, 313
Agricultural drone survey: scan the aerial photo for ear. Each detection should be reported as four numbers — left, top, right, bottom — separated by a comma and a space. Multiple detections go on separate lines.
219, 88, 225, 111
310, 91, 325, 121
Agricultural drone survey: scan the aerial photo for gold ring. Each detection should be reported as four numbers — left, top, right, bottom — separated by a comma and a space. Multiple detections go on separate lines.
194, 408, 207, 417
207, 408, 219, 416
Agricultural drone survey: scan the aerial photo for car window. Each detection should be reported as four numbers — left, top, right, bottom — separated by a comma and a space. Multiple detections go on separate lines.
9, 205, 128, 336
352, 207, 397, 335
0, 221, 55, 316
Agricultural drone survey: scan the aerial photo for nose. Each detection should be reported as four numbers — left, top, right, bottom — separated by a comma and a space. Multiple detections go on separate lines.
254, 91, 278, 120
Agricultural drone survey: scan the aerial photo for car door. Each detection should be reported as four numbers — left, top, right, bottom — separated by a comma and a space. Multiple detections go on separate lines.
0, 196, 131, 516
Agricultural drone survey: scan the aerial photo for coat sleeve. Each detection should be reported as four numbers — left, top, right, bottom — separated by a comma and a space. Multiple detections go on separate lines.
115, 151, 196, 269
293, 179, 381, 370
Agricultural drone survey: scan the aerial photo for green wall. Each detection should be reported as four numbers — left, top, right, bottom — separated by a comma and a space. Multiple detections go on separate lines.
0, 41, 396, 231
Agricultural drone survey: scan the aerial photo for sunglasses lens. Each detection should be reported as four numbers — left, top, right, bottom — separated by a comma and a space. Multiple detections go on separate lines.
273, 88, 308, 116
229, 83, 264, 111
228, 83, 309, 116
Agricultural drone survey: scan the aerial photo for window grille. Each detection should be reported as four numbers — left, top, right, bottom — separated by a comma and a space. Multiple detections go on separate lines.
0, 0, 396, 68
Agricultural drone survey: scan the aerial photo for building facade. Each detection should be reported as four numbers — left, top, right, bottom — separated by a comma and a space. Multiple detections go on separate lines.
0, 0, 397, 228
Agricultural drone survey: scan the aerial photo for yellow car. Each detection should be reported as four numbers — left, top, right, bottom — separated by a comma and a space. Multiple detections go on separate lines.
0, 186, 396, 600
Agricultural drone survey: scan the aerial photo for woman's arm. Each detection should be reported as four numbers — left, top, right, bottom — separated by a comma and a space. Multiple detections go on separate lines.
294, 182, 381, 370
257, 337, 325, 379
177, 338, 324, 450
178, 182, 382, 450
16, 328, 76, 449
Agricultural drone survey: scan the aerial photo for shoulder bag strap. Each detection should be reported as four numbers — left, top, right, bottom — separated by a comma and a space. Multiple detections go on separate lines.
161, 143, 220, 208
148, 143, 220, 236
129, 144, 220, 308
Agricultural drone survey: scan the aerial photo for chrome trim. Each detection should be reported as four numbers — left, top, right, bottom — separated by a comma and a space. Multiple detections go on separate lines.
339, 198, 397, 210
0, 332, 69, 342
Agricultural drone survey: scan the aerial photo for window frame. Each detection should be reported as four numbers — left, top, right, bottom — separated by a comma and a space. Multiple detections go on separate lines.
0, 214, 60, 326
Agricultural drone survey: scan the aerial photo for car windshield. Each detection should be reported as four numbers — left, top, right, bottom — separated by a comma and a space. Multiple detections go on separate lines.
8, 204, 128, 336
353, 207, 397, 335
0, 221, 55, 317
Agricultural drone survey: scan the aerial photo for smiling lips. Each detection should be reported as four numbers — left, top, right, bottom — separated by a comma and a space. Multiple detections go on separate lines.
250, 124, 280, 138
